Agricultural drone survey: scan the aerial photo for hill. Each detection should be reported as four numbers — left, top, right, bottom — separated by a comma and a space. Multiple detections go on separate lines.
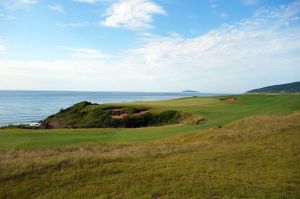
0, 95, 300, 198
42, 102, 181, 128
247, 81, 300, 93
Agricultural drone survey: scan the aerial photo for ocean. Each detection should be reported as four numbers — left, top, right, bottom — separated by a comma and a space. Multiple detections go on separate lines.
0, 90, 217, 126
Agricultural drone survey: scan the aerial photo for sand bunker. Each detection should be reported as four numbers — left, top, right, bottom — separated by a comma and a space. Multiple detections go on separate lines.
111, 110, 148, 119
220, 97, 239, 102
111, 113, 129, 119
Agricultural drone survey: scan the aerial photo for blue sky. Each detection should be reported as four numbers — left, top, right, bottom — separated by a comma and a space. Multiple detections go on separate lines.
0, 0, 300, 92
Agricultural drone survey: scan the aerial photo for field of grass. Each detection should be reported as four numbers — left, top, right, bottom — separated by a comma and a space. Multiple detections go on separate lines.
0, 94, 299, 149
0, 94, 300, 198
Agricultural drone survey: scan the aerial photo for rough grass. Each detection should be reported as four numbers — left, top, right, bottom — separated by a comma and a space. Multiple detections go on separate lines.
0, 94, 300, 198
0, 113, 299, 198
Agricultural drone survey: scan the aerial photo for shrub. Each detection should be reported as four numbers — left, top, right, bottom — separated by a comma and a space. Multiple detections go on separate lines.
43, 101, 182, 128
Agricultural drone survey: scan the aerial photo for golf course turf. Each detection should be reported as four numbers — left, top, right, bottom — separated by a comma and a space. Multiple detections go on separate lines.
0, 94, 299, 198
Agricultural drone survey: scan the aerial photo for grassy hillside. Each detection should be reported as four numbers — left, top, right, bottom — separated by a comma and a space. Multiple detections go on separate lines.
247, 81, 300, 93
0, 113, 299, 198
0, 94, 300, 198
42, 101, 181, 128
0, 94, 299, 149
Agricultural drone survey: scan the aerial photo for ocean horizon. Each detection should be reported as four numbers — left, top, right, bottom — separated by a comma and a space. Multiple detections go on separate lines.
0, 90, 224, 126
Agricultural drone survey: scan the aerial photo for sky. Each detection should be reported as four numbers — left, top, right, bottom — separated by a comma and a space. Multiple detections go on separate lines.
0, 0, 299, 93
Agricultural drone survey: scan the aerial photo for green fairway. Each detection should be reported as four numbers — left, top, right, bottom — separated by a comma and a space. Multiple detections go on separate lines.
0, 125, 201, 149
1, 113, 299, 198
0, 94, 299, 149
1, 94, 300, 198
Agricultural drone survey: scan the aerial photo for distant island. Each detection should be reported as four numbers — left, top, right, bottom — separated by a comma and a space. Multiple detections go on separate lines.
247, 81, 300, 93
182, 90, 199, 93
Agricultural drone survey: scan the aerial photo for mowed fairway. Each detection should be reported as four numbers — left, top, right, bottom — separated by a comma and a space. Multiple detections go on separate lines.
0, 94, 300, 198
0, 94, 299, 149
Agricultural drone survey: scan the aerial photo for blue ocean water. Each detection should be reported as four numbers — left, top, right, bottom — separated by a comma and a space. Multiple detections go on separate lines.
0, 90, 216, 126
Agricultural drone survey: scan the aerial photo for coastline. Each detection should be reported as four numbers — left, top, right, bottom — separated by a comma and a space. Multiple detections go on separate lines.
0, 91, 226, 127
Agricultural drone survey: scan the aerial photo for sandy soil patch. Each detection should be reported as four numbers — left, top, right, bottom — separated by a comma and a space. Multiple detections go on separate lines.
220, 97, 239, 102
111, 110, 148, 119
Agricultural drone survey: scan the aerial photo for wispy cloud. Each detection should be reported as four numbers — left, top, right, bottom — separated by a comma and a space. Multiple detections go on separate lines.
210, 4, 217, 9
0, 39, 6, 54
218, 12, 228, 18
56, 22, 91, 28
1, 1, 300, 92
120, 1, 300, 91
73, 0, 104, 4
209, 1, 228, 19
101, 0, 166, 30
48, 4, 64, 14
0, 0, 38, 9
59, 45, 112, 60
0, 13, 15, 20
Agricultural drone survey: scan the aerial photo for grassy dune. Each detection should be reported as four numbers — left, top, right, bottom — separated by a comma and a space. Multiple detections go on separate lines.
0, 94, 300, 198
